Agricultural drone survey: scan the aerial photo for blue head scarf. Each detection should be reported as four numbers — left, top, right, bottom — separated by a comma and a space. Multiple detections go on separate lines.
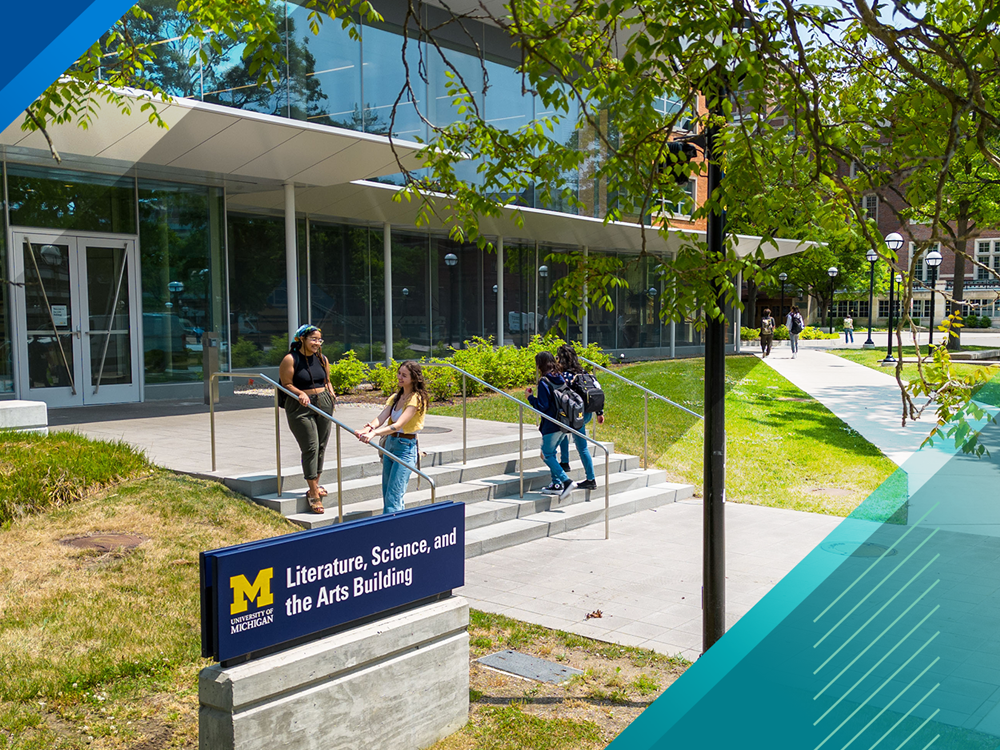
290, 324, 321, 352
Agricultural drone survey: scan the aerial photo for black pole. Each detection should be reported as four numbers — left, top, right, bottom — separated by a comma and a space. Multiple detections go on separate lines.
829, 276, 835, 334
703, 95, 726, 655
864, 260, 876, 347
883, 272, 895, 364
928, 268, 937, 352
780, 281, 785, 325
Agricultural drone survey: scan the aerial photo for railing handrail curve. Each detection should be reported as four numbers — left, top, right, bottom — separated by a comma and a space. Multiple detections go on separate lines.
580, 356, 703, 419
423, 361, 613, 539
209, 372, 436, 518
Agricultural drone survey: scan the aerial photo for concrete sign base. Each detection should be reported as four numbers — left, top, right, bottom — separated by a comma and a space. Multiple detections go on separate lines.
0, 400, 47, 434
199, 596, 469, 750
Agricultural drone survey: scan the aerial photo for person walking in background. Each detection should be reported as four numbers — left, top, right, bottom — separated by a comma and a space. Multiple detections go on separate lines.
760, 308, 775, 358
555, 344, 604, 492
843, 312, 854, 344
787, 305, 804, 359
526, 351, 575, 500
279, 324, 336, 514
356, 361, 429, 515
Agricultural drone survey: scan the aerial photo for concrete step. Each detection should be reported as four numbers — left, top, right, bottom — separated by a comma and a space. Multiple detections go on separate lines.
282, 456, 641, 529
252, 442, 619, 517
220, 431, 549, 497
464, 482, 695, 558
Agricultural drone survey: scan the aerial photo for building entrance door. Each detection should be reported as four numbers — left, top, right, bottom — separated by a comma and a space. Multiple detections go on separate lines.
11, 230, 141, 408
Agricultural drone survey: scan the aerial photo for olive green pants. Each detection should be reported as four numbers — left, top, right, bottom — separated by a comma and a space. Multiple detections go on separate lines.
284, 391, 335, 480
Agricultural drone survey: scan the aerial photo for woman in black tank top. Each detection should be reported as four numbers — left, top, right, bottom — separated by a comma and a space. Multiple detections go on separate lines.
279, 324, 336, 513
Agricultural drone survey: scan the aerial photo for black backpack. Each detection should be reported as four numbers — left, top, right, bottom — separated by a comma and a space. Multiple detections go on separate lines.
789, 314, 804, 335
570, 372, 605, 414
547, 379, 585, 433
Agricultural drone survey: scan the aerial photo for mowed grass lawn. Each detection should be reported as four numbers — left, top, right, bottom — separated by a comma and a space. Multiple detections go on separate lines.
431, 355, 898, 516
832, 344, 997, 383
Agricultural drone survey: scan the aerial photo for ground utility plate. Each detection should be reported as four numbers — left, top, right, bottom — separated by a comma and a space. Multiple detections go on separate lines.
477, 650, 584, 684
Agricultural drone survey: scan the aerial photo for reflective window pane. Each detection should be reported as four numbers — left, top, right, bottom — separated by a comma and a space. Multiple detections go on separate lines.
8, 165, 135, 234
22, 239, 74, 389
361, 22, 426, 139
288, 4, 362, 128
86, 246, 132, 386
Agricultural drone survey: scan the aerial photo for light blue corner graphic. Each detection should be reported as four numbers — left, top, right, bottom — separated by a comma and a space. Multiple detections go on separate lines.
610, 381, 1000, 749
0, 0, 137, 132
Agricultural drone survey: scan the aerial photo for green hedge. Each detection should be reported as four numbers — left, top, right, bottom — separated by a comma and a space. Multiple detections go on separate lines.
742, 325, 839, 341
350, 335, 610, 401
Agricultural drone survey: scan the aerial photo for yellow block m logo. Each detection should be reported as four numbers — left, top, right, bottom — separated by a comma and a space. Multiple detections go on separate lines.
230, 568, 274, 614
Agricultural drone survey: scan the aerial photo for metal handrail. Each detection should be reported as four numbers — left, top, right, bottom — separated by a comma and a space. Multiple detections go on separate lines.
422, 362, 613, 540
580, 356, 702, 470
208, 372, 436, 523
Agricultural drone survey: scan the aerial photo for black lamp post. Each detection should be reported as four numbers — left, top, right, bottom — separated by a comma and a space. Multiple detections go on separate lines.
538, 264, 549, 334
863, 249, 877, 348
827, 266, 838, 334
925, 248, 943, 351
882, 233, 904, 365
779, 272, 787, 323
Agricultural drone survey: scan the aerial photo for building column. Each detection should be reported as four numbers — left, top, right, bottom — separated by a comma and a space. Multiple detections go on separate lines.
496, 237, 504, 347
384, 222, 393, 365
284, 182, 299, 339
582, 245, 589, 347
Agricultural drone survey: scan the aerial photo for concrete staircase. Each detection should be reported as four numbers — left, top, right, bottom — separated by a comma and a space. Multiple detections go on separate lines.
221, 432, 694, 558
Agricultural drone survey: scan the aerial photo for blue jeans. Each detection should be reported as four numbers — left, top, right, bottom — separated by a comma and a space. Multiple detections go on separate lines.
844, 329, 854, 343
381, 435, 418, 514
558, 412, 595, 481
540, 431, 571, 486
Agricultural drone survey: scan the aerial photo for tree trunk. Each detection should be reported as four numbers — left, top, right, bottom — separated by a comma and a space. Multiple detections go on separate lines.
947, 202, 971, 351
746, 278, 759, 328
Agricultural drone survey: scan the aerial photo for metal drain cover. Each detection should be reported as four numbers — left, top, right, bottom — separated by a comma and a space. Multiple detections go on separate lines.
60, 532, 147, 552
822, 541, 897, 558
477, 649, 583, 684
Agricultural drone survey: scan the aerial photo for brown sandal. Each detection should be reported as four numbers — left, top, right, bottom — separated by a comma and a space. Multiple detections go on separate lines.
317, 486, 329, 497
307, 493, 325, 514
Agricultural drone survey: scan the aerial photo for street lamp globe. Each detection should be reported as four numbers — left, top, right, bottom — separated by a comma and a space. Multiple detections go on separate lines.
492, 284, 498, 294
828, 266, 838, 278
866, 249, 878, 263
444, 253, 458, 267
885, 233, 904, 252
895, 274, 903, 283
778, 272, 787, 282
925, 249, 943, 268
647, 287, 659, 299
538, 265, 549, 278
402, 287, 409, 297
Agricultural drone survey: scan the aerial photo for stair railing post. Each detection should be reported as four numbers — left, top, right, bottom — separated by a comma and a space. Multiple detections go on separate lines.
462, 374, 467, 464
275, 387, 283, 497
336, 427, 343, 523
210, 373, 217, 471
519, 402, 524, 498
643, 392, 649, 469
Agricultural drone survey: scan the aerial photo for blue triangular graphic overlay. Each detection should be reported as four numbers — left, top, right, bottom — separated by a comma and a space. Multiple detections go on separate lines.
0, 0, 137, 131
611, 381, 1000, 749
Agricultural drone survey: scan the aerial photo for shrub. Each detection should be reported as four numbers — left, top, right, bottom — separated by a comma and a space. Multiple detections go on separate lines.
493, 344, 535, 389
266, 334, 290, 366
983, 316, 992, 328
576, 341, 611, 368
774, 324, 789, 341
449, 337, 499, 395
740, 326, 760, 341
424, 359, 458, 401
230, 338, 263, 368
327, 350, 370, 394
368, 360, 399, 397
800, 326, 841, 340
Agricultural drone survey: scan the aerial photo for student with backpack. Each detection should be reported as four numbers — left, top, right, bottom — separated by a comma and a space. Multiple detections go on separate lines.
759, 308, 776, 358
786, 305, 805, 358
526, 351, 577, 500
555, 344, 605, 491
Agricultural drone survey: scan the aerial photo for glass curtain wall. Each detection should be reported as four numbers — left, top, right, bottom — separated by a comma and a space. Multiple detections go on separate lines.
227, 214, 288, 366
138, 181, 226, 383
0, 165, 10, 392
391, 232, 429, 359
308, 221, 381, 360
431, 238, 483, 353
500, 242, 538, 347
7, 165, 135, 233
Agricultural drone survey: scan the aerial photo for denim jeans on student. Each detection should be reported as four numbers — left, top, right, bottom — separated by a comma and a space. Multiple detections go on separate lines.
844, 329, 854, 343
540, 431, 571, 486
558, 412, 595, 481
789, 332, 800, 354
381, 434, 418, 514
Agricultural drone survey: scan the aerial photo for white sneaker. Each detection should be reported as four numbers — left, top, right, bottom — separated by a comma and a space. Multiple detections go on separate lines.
558, 481, 575, 500
540, 483, 562, 495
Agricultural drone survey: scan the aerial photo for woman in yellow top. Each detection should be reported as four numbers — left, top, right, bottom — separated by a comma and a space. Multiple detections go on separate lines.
355, 361, 429, 514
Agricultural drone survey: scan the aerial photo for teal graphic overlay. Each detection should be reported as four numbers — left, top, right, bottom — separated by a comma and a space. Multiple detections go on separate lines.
612, 385, 1000, 749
